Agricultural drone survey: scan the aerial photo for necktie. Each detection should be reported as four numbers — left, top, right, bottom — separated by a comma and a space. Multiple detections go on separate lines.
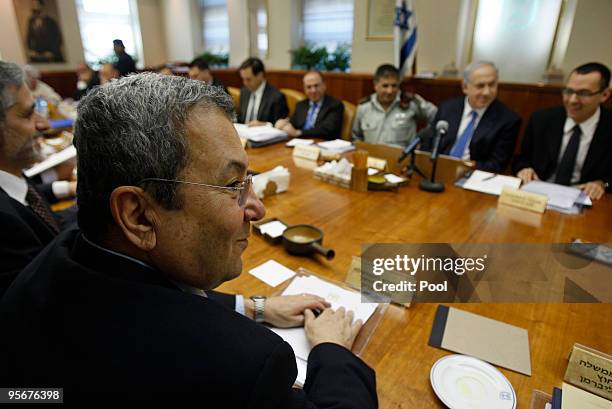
450, 111, 478, 158
304, 101, 319, 130
26, 183, 60, 233
246, 93, 256, 122
555, 125, 582, 185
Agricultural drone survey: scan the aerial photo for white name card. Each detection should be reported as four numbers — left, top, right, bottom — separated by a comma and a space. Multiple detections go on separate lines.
498, 187, 547, 213
293, 144, 320, 161
367, 156, 387, 171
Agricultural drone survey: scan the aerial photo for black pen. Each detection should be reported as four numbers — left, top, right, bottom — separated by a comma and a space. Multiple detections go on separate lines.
482, 174, 496, 181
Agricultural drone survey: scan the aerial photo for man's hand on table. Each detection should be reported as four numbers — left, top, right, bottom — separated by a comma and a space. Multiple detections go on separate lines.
245, 294, 330, 328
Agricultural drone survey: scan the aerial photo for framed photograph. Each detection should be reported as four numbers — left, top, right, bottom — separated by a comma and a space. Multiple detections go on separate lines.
13, 0, 66, 63
366, 0, 395, 40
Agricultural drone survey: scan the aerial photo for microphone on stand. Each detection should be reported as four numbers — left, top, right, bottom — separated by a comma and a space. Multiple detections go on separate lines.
419, 120, 448, 193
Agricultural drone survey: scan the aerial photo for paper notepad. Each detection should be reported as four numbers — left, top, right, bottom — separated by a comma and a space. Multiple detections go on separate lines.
271, 275, 377, 362
462, 170, 521, 196
562, 382, 612, 409
521, 181, 582, 210
429, 305, 532, 375
248, 260, 295, 287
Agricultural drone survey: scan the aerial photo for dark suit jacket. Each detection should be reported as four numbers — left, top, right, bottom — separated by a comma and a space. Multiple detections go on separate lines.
239, 83, 289, 124
290, 95, 344, 140
513, 106, 612, 192
0, 229, 377, 407
423, 97, 521, 173
0, 186, 64, 296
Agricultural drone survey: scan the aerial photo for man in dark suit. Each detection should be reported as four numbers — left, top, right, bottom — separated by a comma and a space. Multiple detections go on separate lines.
0, 61, 75, 296
238, 57, 288, 125
275, 71, 344, 140
513, 62, 611, 200
423, 61, 521, 173
0, 73, 377, 407
188, 57, 228, 94
113, 39, 137, 76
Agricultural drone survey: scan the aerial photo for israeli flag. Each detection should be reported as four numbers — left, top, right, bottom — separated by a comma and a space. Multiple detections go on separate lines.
394, 0, 417, 79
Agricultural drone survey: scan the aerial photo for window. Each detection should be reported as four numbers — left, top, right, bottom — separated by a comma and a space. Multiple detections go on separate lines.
302, 0, 354, 51
248, 0, 268, 59
75, 0, 143, 68
471, 0, 563, 83
200, 0, 230, 53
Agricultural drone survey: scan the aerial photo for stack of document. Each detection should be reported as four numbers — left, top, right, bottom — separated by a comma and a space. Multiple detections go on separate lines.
317, 139, 355, 154
269, 275, 378, 386
521, 181, 590, 214
233, 124, 288, 147
462, 170, 521, 196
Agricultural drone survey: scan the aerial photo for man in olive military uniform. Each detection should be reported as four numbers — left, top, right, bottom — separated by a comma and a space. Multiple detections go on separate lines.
352, 64, 437, 146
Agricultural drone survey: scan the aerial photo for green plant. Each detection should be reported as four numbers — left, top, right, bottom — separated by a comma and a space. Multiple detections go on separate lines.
323, 43, 351, 72
290, 43, 351, 72
290, 43, 328, 70
199, 51, 229, 67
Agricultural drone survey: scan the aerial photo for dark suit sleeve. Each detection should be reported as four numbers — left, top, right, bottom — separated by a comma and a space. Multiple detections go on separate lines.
261, 342, 377, 409
206, 291, 237, 310
300, 343, 377, 408
476, 115, 521, 173
300, 100, 344, 140
512, 114, 537, 175
0, 211, 47, 295
271, 92, 289, 124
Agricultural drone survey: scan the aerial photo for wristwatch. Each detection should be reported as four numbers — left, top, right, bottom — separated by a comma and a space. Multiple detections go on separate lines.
250, 295, 266, 323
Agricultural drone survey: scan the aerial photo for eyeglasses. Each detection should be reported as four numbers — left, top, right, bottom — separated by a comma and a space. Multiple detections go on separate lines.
139, 174, 253, 207
562, 88, 605, 98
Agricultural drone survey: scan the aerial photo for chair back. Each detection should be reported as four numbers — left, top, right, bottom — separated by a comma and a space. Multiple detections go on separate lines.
280, 88, 306, 118
227, 86, 240, 113
341, 100, 356, 141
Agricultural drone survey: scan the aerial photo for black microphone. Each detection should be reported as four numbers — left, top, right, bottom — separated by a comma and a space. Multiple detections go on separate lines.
398, 136, 421, 163
430, 120, 449, 162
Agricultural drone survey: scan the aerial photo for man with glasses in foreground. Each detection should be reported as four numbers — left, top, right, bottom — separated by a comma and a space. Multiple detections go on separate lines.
513, 62, 611, 199
0, 73, 377, 407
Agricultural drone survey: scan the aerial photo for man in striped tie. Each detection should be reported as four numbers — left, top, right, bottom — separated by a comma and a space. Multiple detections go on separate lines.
0, 61, 74, 295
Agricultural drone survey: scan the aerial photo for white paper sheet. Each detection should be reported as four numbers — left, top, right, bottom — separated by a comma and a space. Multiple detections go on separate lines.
521, 180, 582, 209
258, 220, 287, 238
248, 260, 296, 287
286, 139, 314, 147
384, 173, 407, 184
462, 170, 521, 196
317, 139, 355, 153
233, 123, 287, 142
23, 145, 76, 178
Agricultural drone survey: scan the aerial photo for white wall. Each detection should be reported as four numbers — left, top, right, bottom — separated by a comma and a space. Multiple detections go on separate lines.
562, 0, 612, 75
139, 0, 168, 67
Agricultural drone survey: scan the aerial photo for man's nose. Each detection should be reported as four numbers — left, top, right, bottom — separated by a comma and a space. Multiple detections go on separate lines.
244, 187, 266, 222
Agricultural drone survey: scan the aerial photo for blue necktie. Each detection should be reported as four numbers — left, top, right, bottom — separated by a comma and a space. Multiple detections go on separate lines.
450, 111, 478, 158
304, 101, 319, 130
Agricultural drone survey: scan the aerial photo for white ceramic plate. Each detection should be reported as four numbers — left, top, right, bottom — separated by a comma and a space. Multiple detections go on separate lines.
430, 354, 516, 409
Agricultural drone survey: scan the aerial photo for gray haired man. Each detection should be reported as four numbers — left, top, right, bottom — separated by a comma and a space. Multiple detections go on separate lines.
0, 73, 377, 407
0, 61, 75, 295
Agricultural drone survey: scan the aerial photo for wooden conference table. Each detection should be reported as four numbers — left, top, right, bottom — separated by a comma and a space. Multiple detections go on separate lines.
217, 142, 611, 408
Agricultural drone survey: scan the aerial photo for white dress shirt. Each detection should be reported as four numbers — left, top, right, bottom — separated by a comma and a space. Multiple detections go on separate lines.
245, 81, 266, 123
0, 169, 28, 205
456, 97, 488, 161
548, 107, 600, 185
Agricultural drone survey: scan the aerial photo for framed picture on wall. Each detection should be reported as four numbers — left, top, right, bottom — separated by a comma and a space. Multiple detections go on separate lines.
13, 0, 66, 63
366, 0, 395, 40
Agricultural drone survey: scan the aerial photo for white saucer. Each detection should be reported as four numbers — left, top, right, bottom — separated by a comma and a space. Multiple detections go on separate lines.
430, 354, 516, 409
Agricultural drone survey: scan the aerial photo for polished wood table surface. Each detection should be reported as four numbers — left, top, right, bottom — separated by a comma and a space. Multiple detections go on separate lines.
217, 142, 612, 408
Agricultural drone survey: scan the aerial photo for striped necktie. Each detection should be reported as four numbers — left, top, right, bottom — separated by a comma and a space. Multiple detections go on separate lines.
26, 183, 60, 233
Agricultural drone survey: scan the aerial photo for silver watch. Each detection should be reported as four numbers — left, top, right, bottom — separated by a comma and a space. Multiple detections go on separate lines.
250, 295, 266, 323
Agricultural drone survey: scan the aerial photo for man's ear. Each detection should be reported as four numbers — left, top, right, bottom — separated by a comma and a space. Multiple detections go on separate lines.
601, 87, 611, 104
109, 186, 158, 251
